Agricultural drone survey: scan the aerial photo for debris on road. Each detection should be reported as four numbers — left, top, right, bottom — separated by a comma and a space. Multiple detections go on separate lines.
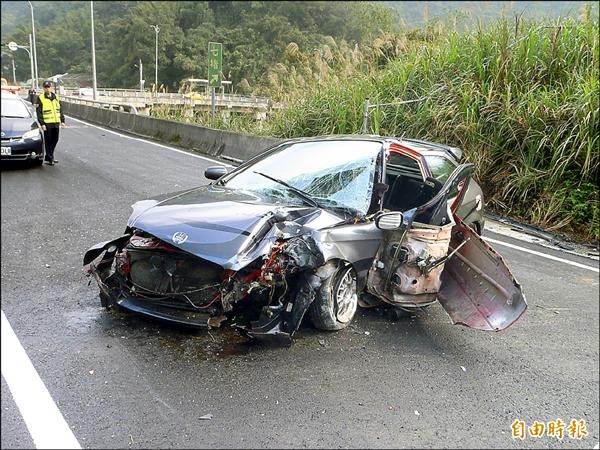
199, 414, 213, 420
460, 366, 466, 372
414, 410, 420, 416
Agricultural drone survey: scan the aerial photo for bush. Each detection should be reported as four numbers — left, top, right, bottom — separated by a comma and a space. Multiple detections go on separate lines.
264, 17, 599, 241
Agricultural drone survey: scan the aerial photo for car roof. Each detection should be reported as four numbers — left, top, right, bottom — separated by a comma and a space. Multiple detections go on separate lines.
394, 138, 462, 160
278, 134, 461, 160
280, 134, 386, 144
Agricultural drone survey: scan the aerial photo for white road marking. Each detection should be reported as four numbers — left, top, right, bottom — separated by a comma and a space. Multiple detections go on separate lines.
483, 237, 599, 273
1, 310, 81, 449
484, 220, 599, 262
66, 114, 599, 275
65, 115, 234, 167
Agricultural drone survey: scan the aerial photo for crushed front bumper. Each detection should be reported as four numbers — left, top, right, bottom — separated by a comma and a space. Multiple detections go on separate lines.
88, 264, 211, 329
115, 295, 211, 329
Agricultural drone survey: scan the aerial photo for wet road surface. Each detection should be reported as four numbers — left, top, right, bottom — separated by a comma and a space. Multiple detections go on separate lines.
1, 118, 598, 449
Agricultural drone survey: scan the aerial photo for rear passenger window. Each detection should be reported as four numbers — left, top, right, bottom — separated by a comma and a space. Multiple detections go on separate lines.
424, 155, 456, 183
386, 153, 421, 178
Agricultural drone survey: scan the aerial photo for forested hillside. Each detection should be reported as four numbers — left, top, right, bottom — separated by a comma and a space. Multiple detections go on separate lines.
263, 15, 599, 240
384, 1, 591, 26
1, 1, 593, 92
1, 1, 394, 91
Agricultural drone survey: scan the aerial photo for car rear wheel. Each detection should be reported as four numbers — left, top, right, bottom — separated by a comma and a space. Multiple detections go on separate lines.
31, 159, 43, 167
308, 262, 357, 331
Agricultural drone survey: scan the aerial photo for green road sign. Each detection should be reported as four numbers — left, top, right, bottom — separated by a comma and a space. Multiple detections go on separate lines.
208, 42, 222, 87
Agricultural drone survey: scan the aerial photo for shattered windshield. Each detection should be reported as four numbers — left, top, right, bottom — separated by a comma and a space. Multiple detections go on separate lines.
224, 140, 382, 214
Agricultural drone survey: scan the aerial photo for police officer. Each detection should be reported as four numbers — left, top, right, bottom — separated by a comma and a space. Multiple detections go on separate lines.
28, 87, 37, 104
35, 80, 65, 165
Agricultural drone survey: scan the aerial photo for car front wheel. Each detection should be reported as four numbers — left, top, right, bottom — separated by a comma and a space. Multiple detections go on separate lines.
308, 262, 358, 331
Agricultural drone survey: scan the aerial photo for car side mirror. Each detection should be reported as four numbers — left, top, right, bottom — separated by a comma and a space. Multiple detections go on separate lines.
204, 166, 228, 180
375, 211, 404, 230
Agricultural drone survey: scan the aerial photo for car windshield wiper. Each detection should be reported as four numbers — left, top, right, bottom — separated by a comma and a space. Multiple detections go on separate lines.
315, 198, 362, 217
253, 171, 320, 208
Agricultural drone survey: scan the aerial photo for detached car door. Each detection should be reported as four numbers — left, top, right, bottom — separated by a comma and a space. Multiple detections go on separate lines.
428, 165, 527, 331
366, 164, 476, 305
437, 214, 527, 331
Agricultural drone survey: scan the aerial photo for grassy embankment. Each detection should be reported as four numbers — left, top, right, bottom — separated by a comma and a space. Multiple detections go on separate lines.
267, 17, 599, 241
156, 16, 600, 241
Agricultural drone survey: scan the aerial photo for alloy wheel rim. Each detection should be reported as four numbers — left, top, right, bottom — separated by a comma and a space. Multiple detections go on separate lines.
335, 267, 357, 323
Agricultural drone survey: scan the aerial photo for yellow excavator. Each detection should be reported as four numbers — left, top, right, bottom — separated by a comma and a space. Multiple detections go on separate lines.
179, 78, 232, 99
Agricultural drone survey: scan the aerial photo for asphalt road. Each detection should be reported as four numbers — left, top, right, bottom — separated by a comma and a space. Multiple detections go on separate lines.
1, 118, 598, 449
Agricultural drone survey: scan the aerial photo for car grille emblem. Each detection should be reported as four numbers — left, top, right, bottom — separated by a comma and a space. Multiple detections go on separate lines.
172, 231, 188, 244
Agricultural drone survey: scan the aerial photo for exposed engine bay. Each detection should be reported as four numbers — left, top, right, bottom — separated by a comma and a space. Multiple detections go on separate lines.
86, 223, 330, 344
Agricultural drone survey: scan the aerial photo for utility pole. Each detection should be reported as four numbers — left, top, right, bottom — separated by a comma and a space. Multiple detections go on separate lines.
12, 58, 16, 84
28, 34, 35, 89
139, 59, 143, 93
90, 1, 97, 100
151, 25, 160, 97
28, 1, 38, 90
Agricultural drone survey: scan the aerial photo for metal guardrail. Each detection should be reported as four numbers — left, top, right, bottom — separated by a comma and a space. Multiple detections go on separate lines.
181, 93, 270, 104
62, 95, 138, 114
61, 94, 269, 115
64, 89, 270, 105
150, 97, 270, 109
64, 89, 149, 99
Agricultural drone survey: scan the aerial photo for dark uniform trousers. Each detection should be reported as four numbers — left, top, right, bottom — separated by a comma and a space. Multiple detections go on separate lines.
44, 124, 60, 162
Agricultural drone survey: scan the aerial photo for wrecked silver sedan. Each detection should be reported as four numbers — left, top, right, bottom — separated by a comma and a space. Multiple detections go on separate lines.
84, 136, 526, 344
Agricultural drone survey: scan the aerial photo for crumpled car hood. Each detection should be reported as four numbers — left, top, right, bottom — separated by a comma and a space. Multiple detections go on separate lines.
127, 185, 343, 269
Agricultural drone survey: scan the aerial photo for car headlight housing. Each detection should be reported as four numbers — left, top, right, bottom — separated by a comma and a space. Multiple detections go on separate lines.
22, 128, 41, 140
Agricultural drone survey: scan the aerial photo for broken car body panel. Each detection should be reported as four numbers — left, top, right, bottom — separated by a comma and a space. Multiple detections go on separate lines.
366, 164, 474, 308
437, 215, 527, 331
83, 136, 526, 341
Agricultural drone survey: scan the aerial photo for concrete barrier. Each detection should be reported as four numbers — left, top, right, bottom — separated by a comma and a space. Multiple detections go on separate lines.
62, 101, 281, 164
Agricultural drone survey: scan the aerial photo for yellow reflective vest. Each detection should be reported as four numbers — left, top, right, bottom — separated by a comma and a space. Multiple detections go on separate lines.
38, 94, 62, 124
